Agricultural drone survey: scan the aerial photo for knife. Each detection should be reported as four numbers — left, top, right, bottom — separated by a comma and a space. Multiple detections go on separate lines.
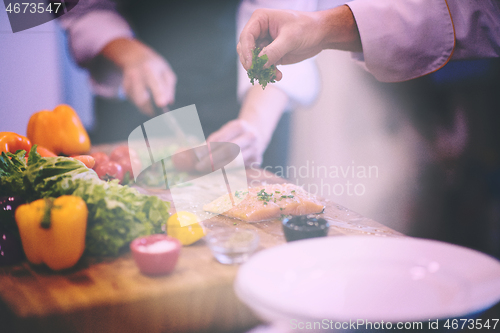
150, 96, 205, 165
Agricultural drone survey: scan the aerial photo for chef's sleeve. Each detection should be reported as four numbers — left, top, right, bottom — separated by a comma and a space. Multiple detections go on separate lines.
58, 0, 133, 97
346, 0, 500, 82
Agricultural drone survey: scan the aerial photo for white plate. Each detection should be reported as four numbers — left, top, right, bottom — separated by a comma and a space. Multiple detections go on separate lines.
235, 236, 500, 323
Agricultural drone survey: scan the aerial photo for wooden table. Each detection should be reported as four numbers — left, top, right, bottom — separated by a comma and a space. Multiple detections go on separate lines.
0, 168, 402, 333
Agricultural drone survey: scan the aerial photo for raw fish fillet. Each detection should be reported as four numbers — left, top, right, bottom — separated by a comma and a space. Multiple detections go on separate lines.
203, 183, 324, 222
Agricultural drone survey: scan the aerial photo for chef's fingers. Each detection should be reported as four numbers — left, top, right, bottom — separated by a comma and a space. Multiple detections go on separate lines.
238, 9, 271, 70
144, 65, 168, 109
231, 130, 257, 153
215, 128, 259, 167
195, 119, 260, 171
204, 119, 248, 156
275, 68, 283, 81
161, 65, 177, 106
258, 35, 295, 70
236, 42, 247, 71
145, 56, 178, 109
195, 124, 241, 162
124, 68, 154, 116
195, 144, 234, 172
209, 121, 244, 143
195, 138, 253, 172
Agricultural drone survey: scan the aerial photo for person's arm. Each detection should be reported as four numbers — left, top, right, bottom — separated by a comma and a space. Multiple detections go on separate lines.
238, 0, 500, 83
237, 5, 361, 80
348, 0, 500, 82
59, 0, 176, 115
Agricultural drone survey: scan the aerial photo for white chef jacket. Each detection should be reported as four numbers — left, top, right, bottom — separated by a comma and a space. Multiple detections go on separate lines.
347, 0, 500, 82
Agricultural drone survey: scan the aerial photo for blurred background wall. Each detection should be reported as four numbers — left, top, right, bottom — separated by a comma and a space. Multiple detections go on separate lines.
290, 50, 427, 235
0, 4, 92, 135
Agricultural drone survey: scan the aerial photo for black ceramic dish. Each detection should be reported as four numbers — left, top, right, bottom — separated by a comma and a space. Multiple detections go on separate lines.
282, 215, 329, 242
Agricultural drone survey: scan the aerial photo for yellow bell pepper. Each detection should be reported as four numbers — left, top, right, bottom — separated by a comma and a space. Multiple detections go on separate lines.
167, 211, 205, 245
27, 104, 91, 156
15, 195, 88, 271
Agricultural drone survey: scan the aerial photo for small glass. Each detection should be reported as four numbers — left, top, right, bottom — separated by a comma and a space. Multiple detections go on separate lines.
206, 229, 259, 265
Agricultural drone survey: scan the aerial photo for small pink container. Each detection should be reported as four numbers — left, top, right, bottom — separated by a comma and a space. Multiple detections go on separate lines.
130, 234, 181, 275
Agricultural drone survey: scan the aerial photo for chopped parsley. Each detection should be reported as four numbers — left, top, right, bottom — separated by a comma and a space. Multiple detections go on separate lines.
257, 189, 274, 205
235, 190, 248, 199
257, 188, 294, 205
247, 47, 276, 89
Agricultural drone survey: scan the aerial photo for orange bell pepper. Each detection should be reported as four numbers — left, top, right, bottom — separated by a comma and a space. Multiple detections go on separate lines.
27, 104, 91, 156
0, 132, 32, 154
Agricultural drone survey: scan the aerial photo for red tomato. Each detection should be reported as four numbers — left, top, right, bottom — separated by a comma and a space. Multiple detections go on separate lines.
116, 156, 142, 179
90, 152, 110, 170
95, 161, 124, 183
172, 148, 198, 172
110, 145, 139, 162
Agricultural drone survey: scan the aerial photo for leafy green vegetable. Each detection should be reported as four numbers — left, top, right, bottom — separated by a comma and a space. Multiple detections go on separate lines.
62, 177, 168, 256
0, 146, 170, 256
247, 47, 277, 89
0, 150, 28, 197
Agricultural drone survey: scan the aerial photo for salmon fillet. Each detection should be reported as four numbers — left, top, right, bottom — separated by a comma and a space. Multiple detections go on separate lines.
203, 183, 325, 222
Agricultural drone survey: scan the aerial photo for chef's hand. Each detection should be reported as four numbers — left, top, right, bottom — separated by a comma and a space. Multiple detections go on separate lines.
195, 85, 289, 172
100, 38, 176, 116
195, 119, 265, 172
237, 5, 362, 78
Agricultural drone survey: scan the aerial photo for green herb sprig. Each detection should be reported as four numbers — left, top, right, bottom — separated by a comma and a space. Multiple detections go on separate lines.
257, 189, 274, 205
247, 47, 277, 89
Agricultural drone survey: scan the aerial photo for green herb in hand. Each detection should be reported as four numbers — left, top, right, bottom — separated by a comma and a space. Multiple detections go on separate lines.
247, 47, 276, 89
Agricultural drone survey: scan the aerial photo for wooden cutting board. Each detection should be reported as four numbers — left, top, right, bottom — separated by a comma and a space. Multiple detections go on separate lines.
0, 168, 402, 333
